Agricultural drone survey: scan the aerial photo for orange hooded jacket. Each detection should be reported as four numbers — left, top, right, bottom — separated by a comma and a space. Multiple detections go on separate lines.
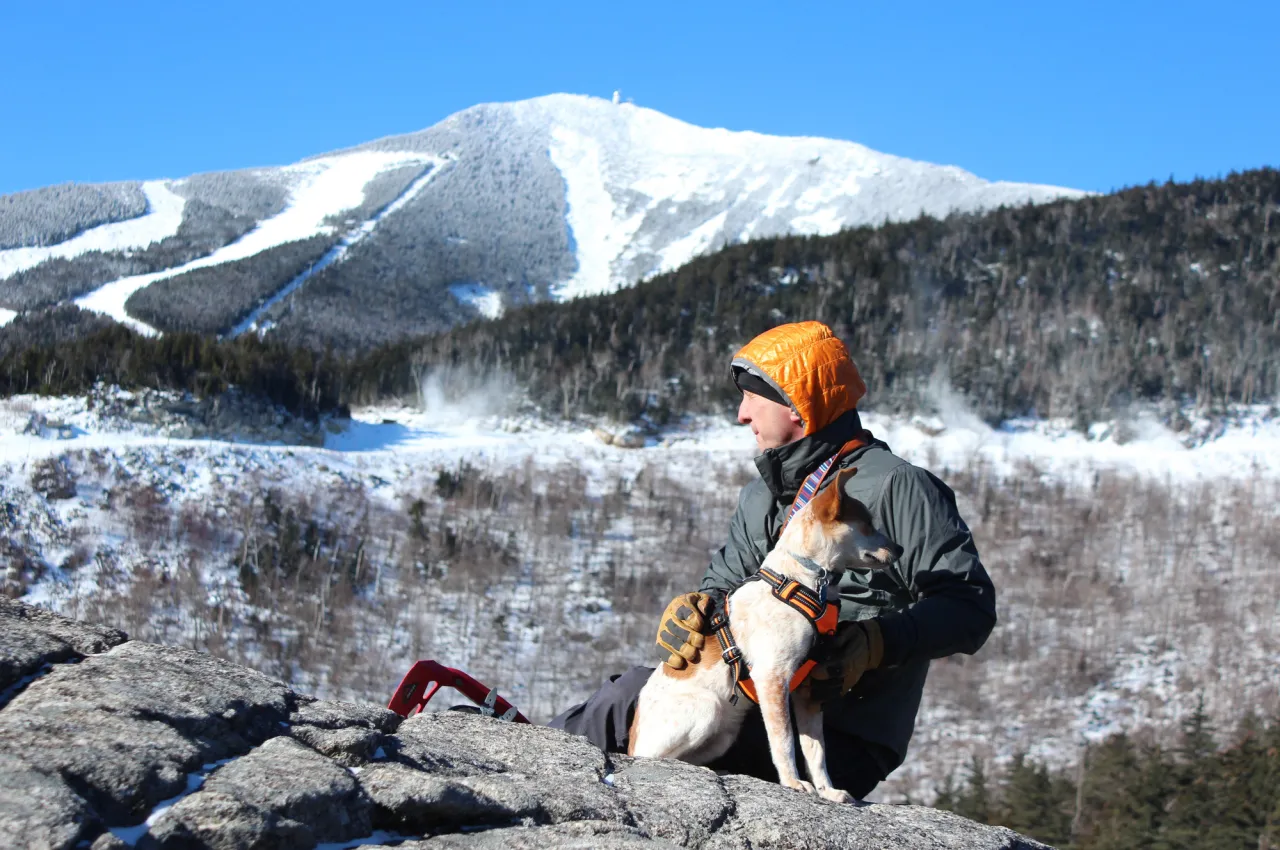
731, 321, 866, 435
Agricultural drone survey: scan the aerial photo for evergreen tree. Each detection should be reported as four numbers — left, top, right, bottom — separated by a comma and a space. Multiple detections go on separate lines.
998, 752, 1074, 847
952, 755, 993, 825
1162, 695, 1218, 847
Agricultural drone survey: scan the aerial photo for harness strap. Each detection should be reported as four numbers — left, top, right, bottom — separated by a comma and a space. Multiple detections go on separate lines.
748, 566, 830, 625
710, 577, 840, 706
780, 434, 872, 533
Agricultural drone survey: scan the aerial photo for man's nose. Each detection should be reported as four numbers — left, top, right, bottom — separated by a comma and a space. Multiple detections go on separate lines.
736, 398, 750, 424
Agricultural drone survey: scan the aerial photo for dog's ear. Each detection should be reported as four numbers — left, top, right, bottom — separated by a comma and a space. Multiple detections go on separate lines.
830, 467, 874, 526
809, 475, 841, 523
810, 467, 856, 524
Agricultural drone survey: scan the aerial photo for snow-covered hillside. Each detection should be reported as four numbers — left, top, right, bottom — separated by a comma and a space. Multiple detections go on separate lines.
0, 94, 1083, 339
2, 387, 1276, 804
502, 95, 1082, 298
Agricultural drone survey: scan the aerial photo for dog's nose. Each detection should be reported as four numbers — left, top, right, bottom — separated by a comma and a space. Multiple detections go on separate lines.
891, 542, 904, 559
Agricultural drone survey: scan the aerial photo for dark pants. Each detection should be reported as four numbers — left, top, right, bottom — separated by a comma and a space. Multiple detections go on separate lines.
548, 666, 892, 800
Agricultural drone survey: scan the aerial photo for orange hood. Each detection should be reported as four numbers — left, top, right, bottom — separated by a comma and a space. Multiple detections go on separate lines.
731, 322, 865, 435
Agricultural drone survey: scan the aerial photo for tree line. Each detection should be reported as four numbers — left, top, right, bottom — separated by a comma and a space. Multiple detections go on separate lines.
337, 167, 1279, 425
1, 168, 1276, 426
0, 306, 344, 418
935, 702, 1280, 849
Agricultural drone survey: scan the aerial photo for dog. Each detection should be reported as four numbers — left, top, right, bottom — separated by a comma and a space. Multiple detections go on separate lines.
627, 468, 902, 803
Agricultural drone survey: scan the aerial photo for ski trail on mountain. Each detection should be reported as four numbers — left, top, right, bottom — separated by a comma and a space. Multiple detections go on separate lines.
0, 181, 186, 280
227, 154, 452, 339
72, 152, 439, 334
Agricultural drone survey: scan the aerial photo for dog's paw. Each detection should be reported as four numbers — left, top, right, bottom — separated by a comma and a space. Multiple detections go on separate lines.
782, 779, 817, 794
819, 787, 855, 804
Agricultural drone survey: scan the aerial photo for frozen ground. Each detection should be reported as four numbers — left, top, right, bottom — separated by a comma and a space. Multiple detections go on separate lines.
3, 390, 1276, 803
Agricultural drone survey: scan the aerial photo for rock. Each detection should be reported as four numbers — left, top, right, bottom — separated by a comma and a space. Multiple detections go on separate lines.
286, 698, 401, 767
0, 595, 127, 695
141, 737, 373, 850
720, 773, 1050, 849
395, 821, 682, 849
22, 411, 46, 435
91, 833, 132, 850
0, 639, 294, 825
362, 760, 624, 833
592, 426, 647, 448
0, 752, 98, 850
0, 600, 1054, 849
361, 761, 537, 832
606, 756, 736, 849
391, 711, 611, 778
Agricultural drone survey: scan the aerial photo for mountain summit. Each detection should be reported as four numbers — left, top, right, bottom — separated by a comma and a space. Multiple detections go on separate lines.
0, 94, 1083, 348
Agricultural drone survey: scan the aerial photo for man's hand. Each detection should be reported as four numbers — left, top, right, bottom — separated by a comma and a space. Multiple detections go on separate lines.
656, 592, 712, 669
807, 619, 884, 705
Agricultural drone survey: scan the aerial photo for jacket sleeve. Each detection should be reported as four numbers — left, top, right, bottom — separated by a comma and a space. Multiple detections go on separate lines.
871, 464, 997, 668
699, 487, 767, 603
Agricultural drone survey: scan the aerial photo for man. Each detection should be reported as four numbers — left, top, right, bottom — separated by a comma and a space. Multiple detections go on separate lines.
550, 321, 996, 798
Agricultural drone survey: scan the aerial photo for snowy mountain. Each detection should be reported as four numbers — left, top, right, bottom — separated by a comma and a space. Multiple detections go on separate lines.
0, 94, 1083, 345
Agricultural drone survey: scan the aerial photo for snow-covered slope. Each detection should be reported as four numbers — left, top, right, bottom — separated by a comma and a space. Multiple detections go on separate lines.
507, 95, 1082, 298
0, 94, 1084, 338
0, 181, 186, 281
69, 151, 443, 334
3, 390, 1277, 805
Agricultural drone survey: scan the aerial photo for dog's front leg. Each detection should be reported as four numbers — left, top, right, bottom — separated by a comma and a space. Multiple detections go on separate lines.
753, 671, 812, 794
793, 696, 854, 803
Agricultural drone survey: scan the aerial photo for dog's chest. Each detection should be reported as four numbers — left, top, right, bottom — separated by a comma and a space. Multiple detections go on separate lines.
727, 581, 818, 670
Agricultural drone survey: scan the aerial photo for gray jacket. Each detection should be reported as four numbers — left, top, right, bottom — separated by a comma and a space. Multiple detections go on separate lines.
699, 409, 997, 769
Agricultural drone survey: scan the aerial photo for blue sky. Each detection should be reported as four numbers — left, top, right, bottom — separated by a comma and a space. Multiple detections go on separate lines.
2, 1, 1276, 196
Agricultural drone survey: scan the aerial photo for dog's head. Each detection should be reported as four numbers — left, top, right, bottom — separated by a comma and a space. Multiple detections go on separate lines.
790, 468, 903, 572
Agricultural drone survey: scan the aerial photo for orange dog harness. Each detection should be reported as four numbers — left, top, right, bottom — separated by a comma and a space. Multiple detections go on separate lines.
709, 565, 840, 705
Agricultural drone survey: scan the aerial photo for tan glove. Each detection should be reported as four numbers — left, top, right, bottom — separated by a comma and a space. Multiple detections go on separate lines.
656, 592, 712, 669
807, 619, 884, 705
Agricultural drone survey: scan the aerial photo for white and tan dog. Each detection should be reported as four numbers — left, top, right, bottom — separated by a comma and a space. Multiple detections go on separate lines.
628, 469, 901, 803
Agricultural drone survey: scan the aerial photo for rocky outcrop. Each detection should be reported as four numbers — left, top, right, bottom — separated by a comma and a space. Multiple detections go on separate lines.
0, 599, 1052, 849
86, 385, 335, 446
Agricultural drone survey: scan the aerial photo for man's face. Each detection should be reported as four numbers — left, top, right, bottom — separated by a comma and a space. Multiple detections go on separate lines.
737, 391, 805, 452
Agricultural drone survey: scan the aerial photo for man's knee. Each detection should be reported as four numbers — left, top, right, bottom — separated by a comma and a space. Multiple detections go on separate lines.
824, 728, 895, 799
548, 666, 654, 751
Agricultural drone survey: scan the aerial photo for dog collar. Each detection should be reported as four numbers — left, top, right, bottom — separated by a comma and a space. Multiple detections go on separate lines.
785, 551, 830, 604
